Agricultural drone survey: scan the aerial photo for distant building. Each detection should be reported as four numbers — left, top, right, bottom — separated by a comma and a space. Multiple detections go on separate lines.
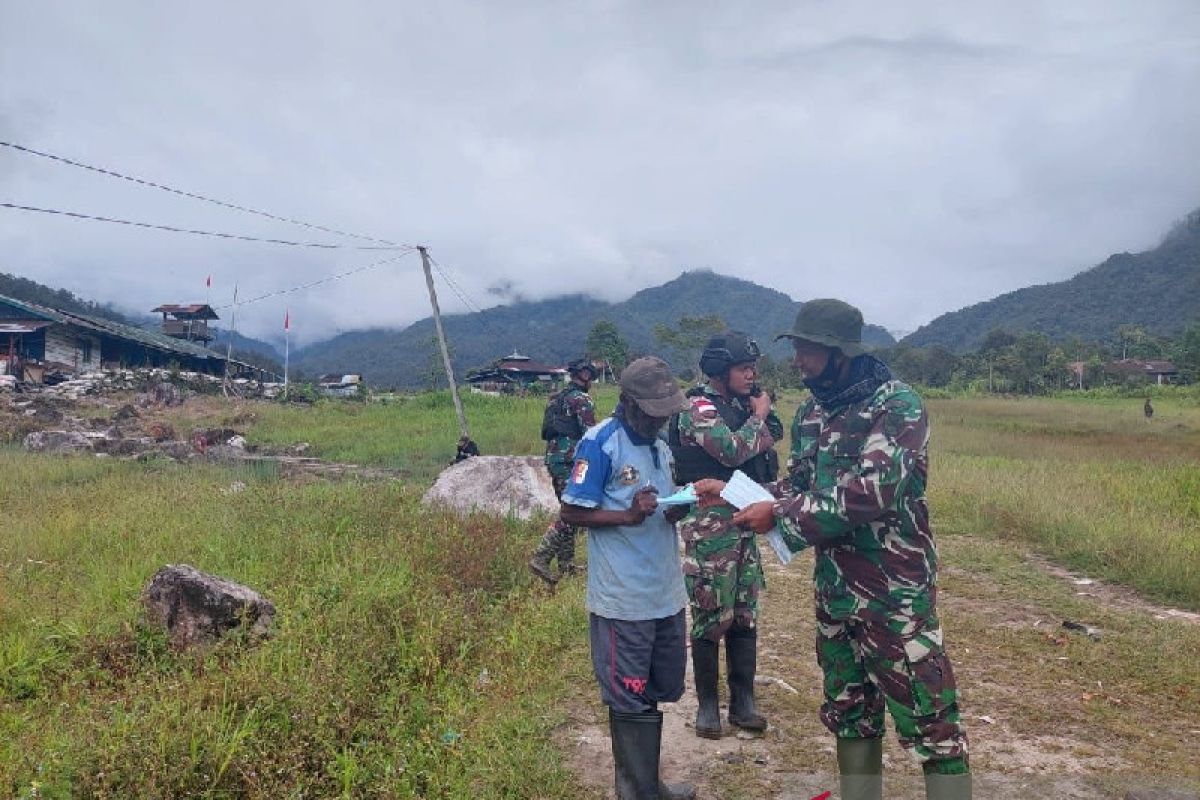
1105, 358, 1179, 386
465, 350, 568, 392
151, 304, 219, 344
0, 293, 272, 383
318, 373, 364, 397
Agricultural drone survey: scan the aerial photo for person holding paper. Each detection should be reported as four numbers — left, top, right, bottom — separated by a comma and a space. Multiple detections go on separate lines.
667, 331, 783, 739
696, 300, 970, 800
559, 356, 695, 800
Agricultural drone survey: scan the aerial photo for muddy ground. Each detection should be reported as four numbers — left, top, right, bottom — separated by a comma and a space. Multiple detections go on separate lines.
561, 539, 1200, 800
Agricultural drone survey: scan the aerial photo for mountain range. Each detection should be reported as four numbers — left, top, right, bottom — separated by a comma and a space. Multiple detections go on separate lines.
902, 208, 1200, 351
291, 271, 895, 388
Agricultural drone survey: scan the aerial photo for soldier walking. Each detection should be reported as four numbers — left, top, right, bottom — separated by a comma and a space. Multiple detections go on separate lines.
669, 332, 783, 739
698, 300, 971, 800
1145, 397, 1154, 420
529, 358, 597, 585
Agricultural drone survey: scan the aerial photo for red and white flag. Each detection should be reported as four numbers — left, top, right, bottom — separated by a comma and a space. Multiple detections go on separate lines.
284, 308, 290, 331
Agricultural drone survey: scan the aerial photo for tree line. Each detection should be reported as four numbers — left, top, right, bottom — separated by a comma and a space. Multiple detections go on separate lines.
584, 314, 1200, 395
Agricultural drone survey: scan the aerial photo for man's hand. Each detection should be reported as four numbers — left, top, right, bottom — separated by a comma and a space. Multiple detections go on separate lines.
749, 391, 772, 420
692, 478, 729, 510
627, 486, 659, 524
732, 500, 776, 533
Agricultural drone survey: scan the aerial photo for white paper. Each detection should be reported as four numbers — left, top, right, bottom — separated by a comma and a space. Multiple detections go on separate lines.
720, 470, 793, 565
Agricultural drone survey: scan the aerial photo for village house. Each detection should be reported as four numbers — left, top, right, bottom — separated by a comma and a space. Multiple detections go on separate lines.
0, 293, 272, 384
465, 351, 569, 393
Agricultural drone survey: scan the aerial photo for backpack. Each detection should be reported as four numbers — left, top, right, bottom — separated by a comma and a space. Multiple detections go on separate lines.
541, 389, 584, 441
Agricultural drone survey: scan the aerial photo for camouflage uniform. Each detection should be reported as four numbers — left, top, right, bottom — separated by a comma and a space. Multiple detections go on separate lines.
771, 378, 969, 772
533, 384, 596, 574
674, 385, 783, 641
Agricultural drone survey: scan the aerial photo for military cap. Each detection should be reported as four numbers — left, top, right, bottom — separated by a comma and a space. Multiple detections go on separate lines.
775, 298, 865, 356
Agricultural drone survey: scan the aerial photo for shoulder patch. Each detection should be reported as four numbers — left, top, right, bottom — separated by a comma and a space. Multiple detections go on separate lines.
571, 459, 589, 484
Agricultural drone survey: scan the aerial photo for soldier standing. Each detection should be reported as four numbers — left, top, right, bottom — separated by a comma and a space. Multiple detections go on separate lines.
698, 299, 971, 800
529, 358, 598, 585
1144, 397, 1154, 420
669, 332, 783, 739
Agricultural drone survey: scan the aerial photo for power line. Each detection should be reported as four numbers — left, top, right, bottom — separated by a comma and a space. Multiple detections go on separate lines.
0, 203, 410, 250
213, 250, 417, 310
427, 254, 485, 314
0, 140, 404, 247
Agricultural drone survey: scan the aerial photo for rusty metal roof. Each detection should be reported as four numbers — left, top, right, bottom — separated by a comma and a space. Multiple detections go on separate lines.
0, 321, 52, 334
151, 304, 219, 319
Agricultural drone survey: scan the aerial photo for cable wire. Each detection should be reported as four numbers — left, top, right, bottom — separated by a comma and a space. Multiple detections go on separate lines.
1, 202, 411, 250
0, 140, 405, 247
213, 251, 416, 310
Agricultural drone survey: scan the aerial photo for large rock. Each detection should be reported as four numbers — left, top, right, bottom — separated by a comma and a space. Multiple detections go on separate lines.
23, 430, 92, 453
422, 455, 559, 520
1125, 790, 1200, 800
142, 564, 275, 649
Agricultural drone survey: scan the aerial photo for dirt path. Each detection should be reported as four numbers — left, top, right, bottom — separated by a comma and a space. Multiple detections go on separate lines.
562, 534, 1200, 799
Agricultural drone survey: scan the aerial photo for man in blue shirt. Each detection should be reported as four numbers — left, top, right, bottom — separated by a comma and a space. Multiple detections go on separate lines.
560, 356, 696, 800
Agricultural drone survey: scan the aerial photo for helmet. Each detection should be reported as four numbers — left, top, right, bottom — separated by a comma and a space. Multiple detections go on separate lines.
567, 358, 595, 377
699, 331, 761, 377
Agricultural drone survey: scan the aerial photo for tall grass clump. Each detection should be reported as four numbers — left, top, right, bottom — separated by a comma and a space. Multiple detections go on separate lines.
1, 453, 588, 798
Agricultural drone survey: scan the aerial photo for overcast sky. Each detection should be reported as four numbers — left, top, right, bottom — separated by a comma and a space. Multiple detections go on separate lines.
2, 1, 1199, 345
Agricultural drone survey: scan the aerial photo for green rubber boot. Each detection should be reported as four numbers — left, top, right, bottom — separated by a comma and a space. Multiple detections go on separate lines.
836, 737, 883, 800
923, 759, 972, 800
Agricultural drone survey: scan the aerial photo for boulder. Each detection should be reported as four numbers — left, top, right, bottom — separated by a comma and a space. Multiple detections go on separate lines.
142, 564, 275, 649
422, 455, 559, 520
150, 382, 184, 407
1125, 790, 1200, 800
23, 430, 92, 453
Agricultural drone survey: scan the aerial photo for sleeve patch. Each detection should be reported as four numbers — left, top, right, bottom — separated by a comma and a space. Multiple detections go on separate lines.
571, 460, 589, 484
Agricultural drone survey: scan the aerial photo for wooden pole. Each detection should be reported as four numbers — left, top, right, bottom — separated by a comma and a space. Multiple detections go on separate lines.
418, 246, 470, 438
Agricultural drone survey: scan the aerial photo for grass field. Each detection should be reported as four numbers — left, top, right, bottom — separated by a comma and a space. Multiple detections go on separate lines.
2, 388, 1199, 797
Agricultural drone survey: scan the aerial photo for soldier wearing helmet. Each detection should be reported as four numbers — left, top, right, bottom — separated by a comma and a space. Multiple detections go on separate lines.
697, 299, 971, 800
668, 331, 783, 739
530, 357, 598, 585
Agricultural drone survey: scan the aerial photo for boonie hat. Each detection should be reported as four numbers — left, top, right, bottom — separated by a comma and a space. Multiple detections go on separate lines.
775, 298, 866, 357
619, 357, 689, 417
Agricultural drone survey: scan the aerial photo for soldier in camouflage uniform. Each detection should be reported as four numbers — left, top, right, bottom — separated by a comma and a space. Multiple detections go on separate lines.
699, 300, 971, 800
669, 331, 783, 739
529, 358, 598, 585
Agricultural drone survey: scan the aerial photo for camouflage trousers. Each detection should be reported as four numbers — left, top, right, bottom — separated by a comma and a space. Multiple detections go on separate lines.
815, 598, 969, 770
679, 506, 764, 642
532, 470, 578, 570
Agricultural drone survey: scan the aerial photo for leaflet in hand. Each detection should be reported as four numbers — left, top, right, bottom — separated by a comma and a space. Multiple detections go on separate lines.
720, 470, 794, 565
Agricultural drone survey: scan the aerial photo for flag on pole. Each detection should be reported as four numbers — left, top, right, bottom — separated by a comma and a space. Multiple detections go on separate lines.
206, 275, 212, 288
284, 308, 290, 331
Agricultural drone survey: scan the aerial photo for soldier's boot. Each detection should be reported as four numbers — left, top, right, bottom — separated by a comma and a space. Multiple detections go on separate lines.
836, 737, 884, 800
528, 530, 558, 586
923, 758, 972, 800
609, 709, 696, 800
725, 627, 767, 732
691, 637, 722, 739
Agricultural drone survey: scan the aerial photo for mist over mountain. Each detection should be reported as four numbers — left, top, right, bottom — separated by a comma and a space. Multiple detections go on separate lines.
903, 208, 1200, 352
293, 271, 896, 388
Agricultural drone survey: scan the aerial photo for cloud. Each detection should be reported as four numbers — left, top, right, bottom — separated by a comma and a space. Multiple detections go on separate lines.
1, 0, 1198, 344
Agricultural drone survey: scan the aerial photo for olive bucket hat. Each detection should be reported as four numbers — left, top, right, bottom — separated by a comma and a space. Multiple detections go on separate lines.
774, 298, 866, 356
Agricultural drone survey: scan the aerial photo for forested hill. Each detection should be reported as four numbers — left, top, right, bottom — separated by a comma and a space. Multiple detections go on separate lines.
293, 271, 895, 388
903, 208, 1200, 352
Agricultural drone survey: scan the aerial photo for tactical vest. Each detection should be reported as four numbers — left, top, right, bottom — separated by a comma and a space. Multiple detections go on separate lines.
668, 387, 779, 485
540, 387, 585, 441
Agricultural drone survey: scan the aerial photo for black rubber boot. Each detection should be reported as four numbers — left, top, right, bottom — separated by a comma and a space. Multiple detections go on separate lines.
725, 627, 766, 731
836, 737, 883, 800
691, 637, 722, 739
923, 759, 972, 800
609, 709, 696, 800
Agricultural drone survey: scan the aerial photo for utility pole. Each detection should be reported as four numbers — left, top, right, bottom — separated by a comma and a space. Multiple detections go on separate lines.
418, 246, 470, 438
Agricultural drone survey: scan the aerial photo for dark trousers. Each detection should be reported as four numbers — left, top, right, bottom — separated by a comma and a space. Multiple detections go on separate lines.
589, 610, 687, 713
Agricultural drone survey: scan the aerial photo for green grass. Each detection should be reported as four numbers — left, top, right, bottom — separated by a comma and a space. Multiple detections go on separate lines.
0, 453, 591, 798
246, 387, 619, 482
5, 387, 1200, 796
